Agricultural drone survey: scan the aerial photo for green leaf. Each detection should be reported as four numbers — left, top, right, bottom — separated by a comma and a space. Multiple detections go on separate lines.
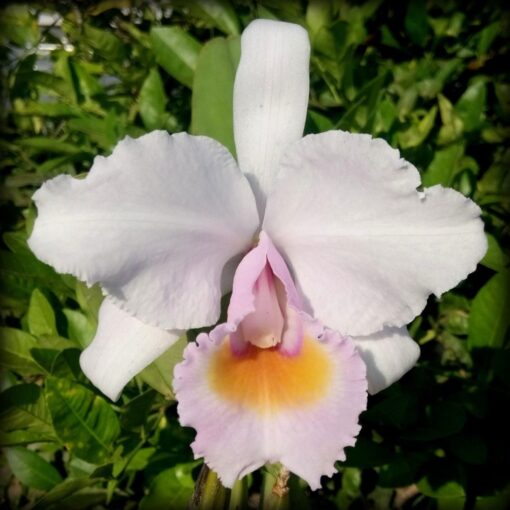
0, 429, 55, 446
418, 478, 465, 499
120, 390, 156, 430
306, 110, 335, 134
447, 433, 487, 465
468, 271, 510, 349
402, 402, 466, 441
68, 113, 120, 150
0, 250, 69, 304
18, 137, 88, 155
75, 281, 103, 322
137, 336, 187, 398
455, 80, 487, 132
31, 478, 100, 510
191, 36, 240, 155
437, 94, 464, 145
63, 309, 96, 348
480, 234, 509, 272
3, 231, 30, 254
335, 467, 361, 508
182, 0, 240, 35
47, 349, 85, 381
5, 447, 62, 491
150, 26, 202, 88
124, 447, 156, 472
45, 377, 120, 464
397, 106, 437, 149
0, 383, 54, 440
404, 0, 429, 46
139, 463, 197, 510
378, 453, 425, 488
0, 327, 40, 375
138, 68, 169, 131
0, 4, 39, 47
477, 21, 501, 57
28, 289, 57, 336
83, 24, 126, 61
343, 436, 393, 468
422, 143, 464, 187
14, 100, 82, 118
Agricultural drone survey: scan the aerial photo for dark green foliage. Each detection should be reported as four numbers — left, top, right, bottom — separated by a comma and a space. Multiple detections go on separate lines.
0, 1, 509, 509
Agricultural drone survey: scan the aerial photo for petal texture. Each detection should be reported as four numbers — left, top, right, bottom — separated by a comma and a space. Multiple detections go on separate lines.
29, 131, 259, 329
233, 19, 310, 215
80, 299, 181, 401
352, 327, 420, 394
174, 326, 366, 489
264, 131, 487, 336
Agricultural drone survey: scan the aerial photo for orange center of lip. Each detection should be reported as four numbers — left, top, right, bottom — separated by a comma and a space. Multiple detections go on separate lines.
208, 337, 333, 415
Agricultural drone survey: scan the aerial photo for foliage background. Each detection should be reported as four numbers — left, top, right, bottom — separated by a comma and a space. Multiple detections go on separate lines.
0, 1, 509, 508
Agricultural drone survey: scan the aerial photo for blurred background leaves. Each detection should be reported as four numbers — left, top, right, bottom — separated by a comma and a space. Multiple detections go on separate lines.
0, 1, 509, 509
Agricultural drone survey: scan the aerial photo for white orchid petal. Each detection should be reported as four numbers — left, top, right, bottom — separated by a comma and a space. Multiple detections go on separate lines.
80, 299, 181, 401
234, 19, 310, 214
352, 327, 420, 394
264, 131, 487, 336
29, 131, 259, 330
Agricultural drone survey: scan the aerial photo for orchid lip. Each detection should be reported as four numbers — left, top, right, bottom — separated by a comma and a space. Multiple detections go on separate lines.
228, 232, 305, 357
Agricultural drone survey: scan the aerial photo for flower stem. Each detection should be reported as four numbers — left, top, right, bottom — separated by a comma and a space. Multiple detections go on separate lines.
190, 464, 229, 510
260, 464, 290, 510
229, 477, 248, 510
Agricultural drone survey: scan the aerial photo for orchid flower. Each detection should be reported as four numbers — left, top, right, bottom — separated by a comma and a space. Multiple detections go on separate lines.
28, 20, 486, 488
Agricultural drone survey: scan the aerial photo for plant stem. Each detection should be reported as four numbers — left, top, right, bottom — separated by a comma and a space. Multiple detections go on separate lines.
190, 464, 229, 510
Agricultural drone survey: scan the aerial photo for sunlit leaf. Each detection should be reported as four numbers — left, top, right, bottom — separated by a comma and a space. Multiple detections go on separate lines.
137, 337, 187, 399
46, 377, 120, 464
0, 328, 40, 375
397, 106, 437, 148
455, 79, 487, 132
191, 36, 240, 155
0, 383, 54, 440
180, 0, 240, 35
28, 289, 57, 337
150, 26, 202, 88
138, 68, 168, 131
422, 143, 464, 187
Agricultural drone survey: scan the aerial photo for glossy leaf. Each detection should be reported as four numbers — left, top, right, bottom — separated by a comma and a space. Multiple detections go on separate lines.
0, 383, 54, 439
45, 377, 120, 464
0, 4, 39, 47
5, 447, 62, 490
0, 327, 40, 375
138, 68, 168, 131
191, 36, 240, 155
182, 0, 240, 35
137, 336, 187, 399
397, 106, 437, 148
31, 478, 100, 510
480, 234, 509, 272
63, 309, 95, 348
28, 289, 57, 336
468, 271, 510, 349
422, 143, 464, 187
83, 24, 126, 61
139, 463, 197, 510
150, 26, 202, 88
455, 80, 487, 132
